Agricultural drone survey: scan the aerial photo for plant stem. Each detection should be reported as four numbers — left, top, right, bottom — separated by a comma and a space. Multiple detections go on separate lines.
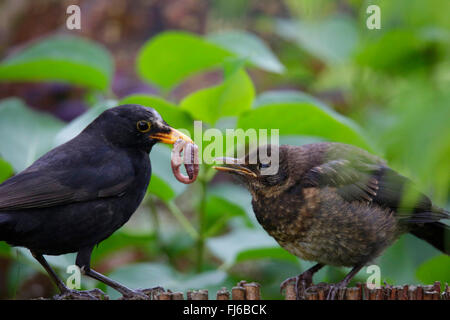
165, 200, 199, 240
148, 196, 160, 238
196, 179, 206, 272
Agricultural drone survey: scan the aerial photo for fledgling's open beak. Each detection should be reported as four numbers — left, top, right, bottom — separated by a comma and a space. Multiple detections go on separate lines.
213, 157, 257, 178
150, 127, 193, 144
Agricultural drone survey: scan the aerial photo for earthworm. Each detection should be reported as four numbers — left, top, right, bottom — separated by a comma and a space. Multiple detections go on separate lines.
171, 139, 199, 184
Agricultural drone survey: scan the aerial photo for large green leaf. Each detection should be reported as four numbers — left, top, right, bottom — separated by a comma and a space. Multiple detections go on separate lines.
355, 29, 438, 74
208, 183, 257, 226
276, 15, 357, 64
0, 35, 113, 90
137, 31, 232, 90
180, 69, 254, 125
416, 254, 450, 285
204, 195, 251, 237
207, 30, 285, 73
91, 231, 157, 264
137, 30, 284, 90
119, 94, 194, 134
147, 175, 176, 202
207, 228, 280, 267
253, 90, 330, 109
107, 262, 227, 299
237, 101, 372, 151
0, 98, 65, 172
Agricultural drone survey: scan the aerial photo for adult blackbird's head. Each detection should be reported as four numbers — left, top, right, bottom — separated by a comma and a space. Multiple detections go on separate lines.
85, 104, 192, 152
214, 144, 293, 197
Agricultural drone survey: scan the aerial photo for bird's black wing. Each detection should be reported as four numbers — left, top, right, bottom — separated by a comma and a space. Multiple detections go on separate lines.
302, 153, 447, 224
0, 150, 135, 211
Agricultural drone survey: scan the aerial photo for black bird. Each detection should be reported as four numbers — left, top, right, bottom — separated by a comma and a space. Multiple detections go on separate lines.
214, 143, 449, 299
0, 104, 193, 299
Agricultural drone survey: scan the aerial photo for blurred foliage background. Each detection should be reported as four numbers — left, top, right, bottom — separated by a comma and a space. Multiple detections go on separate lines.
0, 0, 449, 299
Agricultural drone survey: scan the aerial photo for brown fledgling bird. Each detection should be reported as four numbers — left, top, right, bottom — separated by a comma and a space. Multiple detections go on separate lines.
214, 143, 449, 299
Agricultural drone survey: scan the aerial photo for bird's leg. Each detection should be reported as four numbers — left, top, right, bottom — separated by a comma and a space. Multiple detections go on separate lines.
76, 247, 160, 300
81, 268, 149, 300
31, 251, 105, 300
280, 263, 324, 299
326, 264, 364, 300
32, 252, 68, 293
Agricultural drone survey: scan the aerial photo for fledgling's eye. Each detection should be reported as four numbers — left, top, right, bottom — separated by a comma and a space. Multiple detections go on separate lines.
258, 162, 271, 170
136, 120, 151, 133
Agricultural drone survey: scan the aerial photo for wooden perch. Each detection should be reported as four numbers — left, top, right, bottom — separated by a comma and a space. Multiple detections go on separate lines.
44, 280, 449, 300
283, 281, 449, 300
150, 280, 449, 300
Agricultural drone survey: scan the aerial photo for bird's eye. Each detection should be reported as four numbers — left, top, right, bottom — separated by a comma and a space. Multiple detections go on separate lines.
258, 162, 271, 170
136, 120, 151, 133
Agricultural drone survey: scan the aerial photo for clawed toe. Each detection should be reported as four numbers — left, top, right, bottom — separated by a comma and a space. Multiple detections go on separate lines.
54, 288, 108, 300
119, 287, 165, 300
140, 286, 165, 299
280, 276, 297, 294
326, 284, 346, 300
120, 290, 150, 300
281, 273, 314, 300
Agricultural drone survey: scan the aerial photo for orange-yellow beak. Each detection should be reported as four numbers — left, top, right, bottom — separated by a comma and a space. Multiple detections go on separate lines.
150, 128, 193, 144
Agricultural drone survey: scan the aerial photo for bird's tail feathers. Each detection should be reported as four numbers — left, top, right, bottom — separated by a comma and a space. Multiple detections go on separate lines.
410, 221, 450, 255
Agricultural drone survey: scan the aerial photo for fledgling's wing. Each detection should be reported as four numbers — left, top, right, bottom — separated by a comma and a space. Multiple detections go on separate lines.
0, 147, 135, 211
302, 159, 380, 202
301, 144, 448, 224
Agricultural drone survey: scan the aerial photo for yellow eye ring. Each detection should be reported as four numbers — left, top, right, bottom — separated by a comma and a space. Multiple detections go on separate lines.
136, 120, 151, 133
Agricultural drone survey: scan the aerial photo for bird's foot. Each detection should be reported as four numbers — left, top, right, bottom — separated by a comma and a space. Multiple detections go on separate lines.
54, 288, 108, 300
119, 286, 165, 300
280, 276, 297, 294
280, 272, 314, 299
325, 283, 347, 300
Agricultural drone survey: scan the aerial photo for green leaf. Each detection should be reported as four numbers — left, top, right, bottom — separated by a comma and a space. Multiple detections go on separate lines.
209, 183, 257, 226
207, 30, 285, 73
236, 247, 299, 265
0, 35, 113, 90
253, 90, 330, 109
180, 69, 254, 125
137, 31, 232, 90
119, 94, 194, 134
237, 101, 372, 151
0, 158, 13, 183
91, 231, 157, 264
54, 100, 117, 146
0, 98, 65, 172
107, 262, 227, 299
204, 195, 251, 237
0, 242, 11, 257
207, 228, 280, 267
416, 255, 450, 286
275, 15, 357, 64
147, 175, 175, 202
356, 29, 439, 74
377, 235, 422, 284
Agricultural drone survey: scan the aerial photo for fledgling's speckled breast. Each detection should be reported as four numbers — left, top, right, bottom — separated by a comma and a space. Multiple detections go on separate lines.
253, 186, 402, 267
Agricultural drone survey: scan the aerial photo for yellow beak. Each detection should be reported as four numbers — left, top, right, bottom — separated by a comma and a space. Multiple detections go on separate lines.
150, 128, 193, 144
